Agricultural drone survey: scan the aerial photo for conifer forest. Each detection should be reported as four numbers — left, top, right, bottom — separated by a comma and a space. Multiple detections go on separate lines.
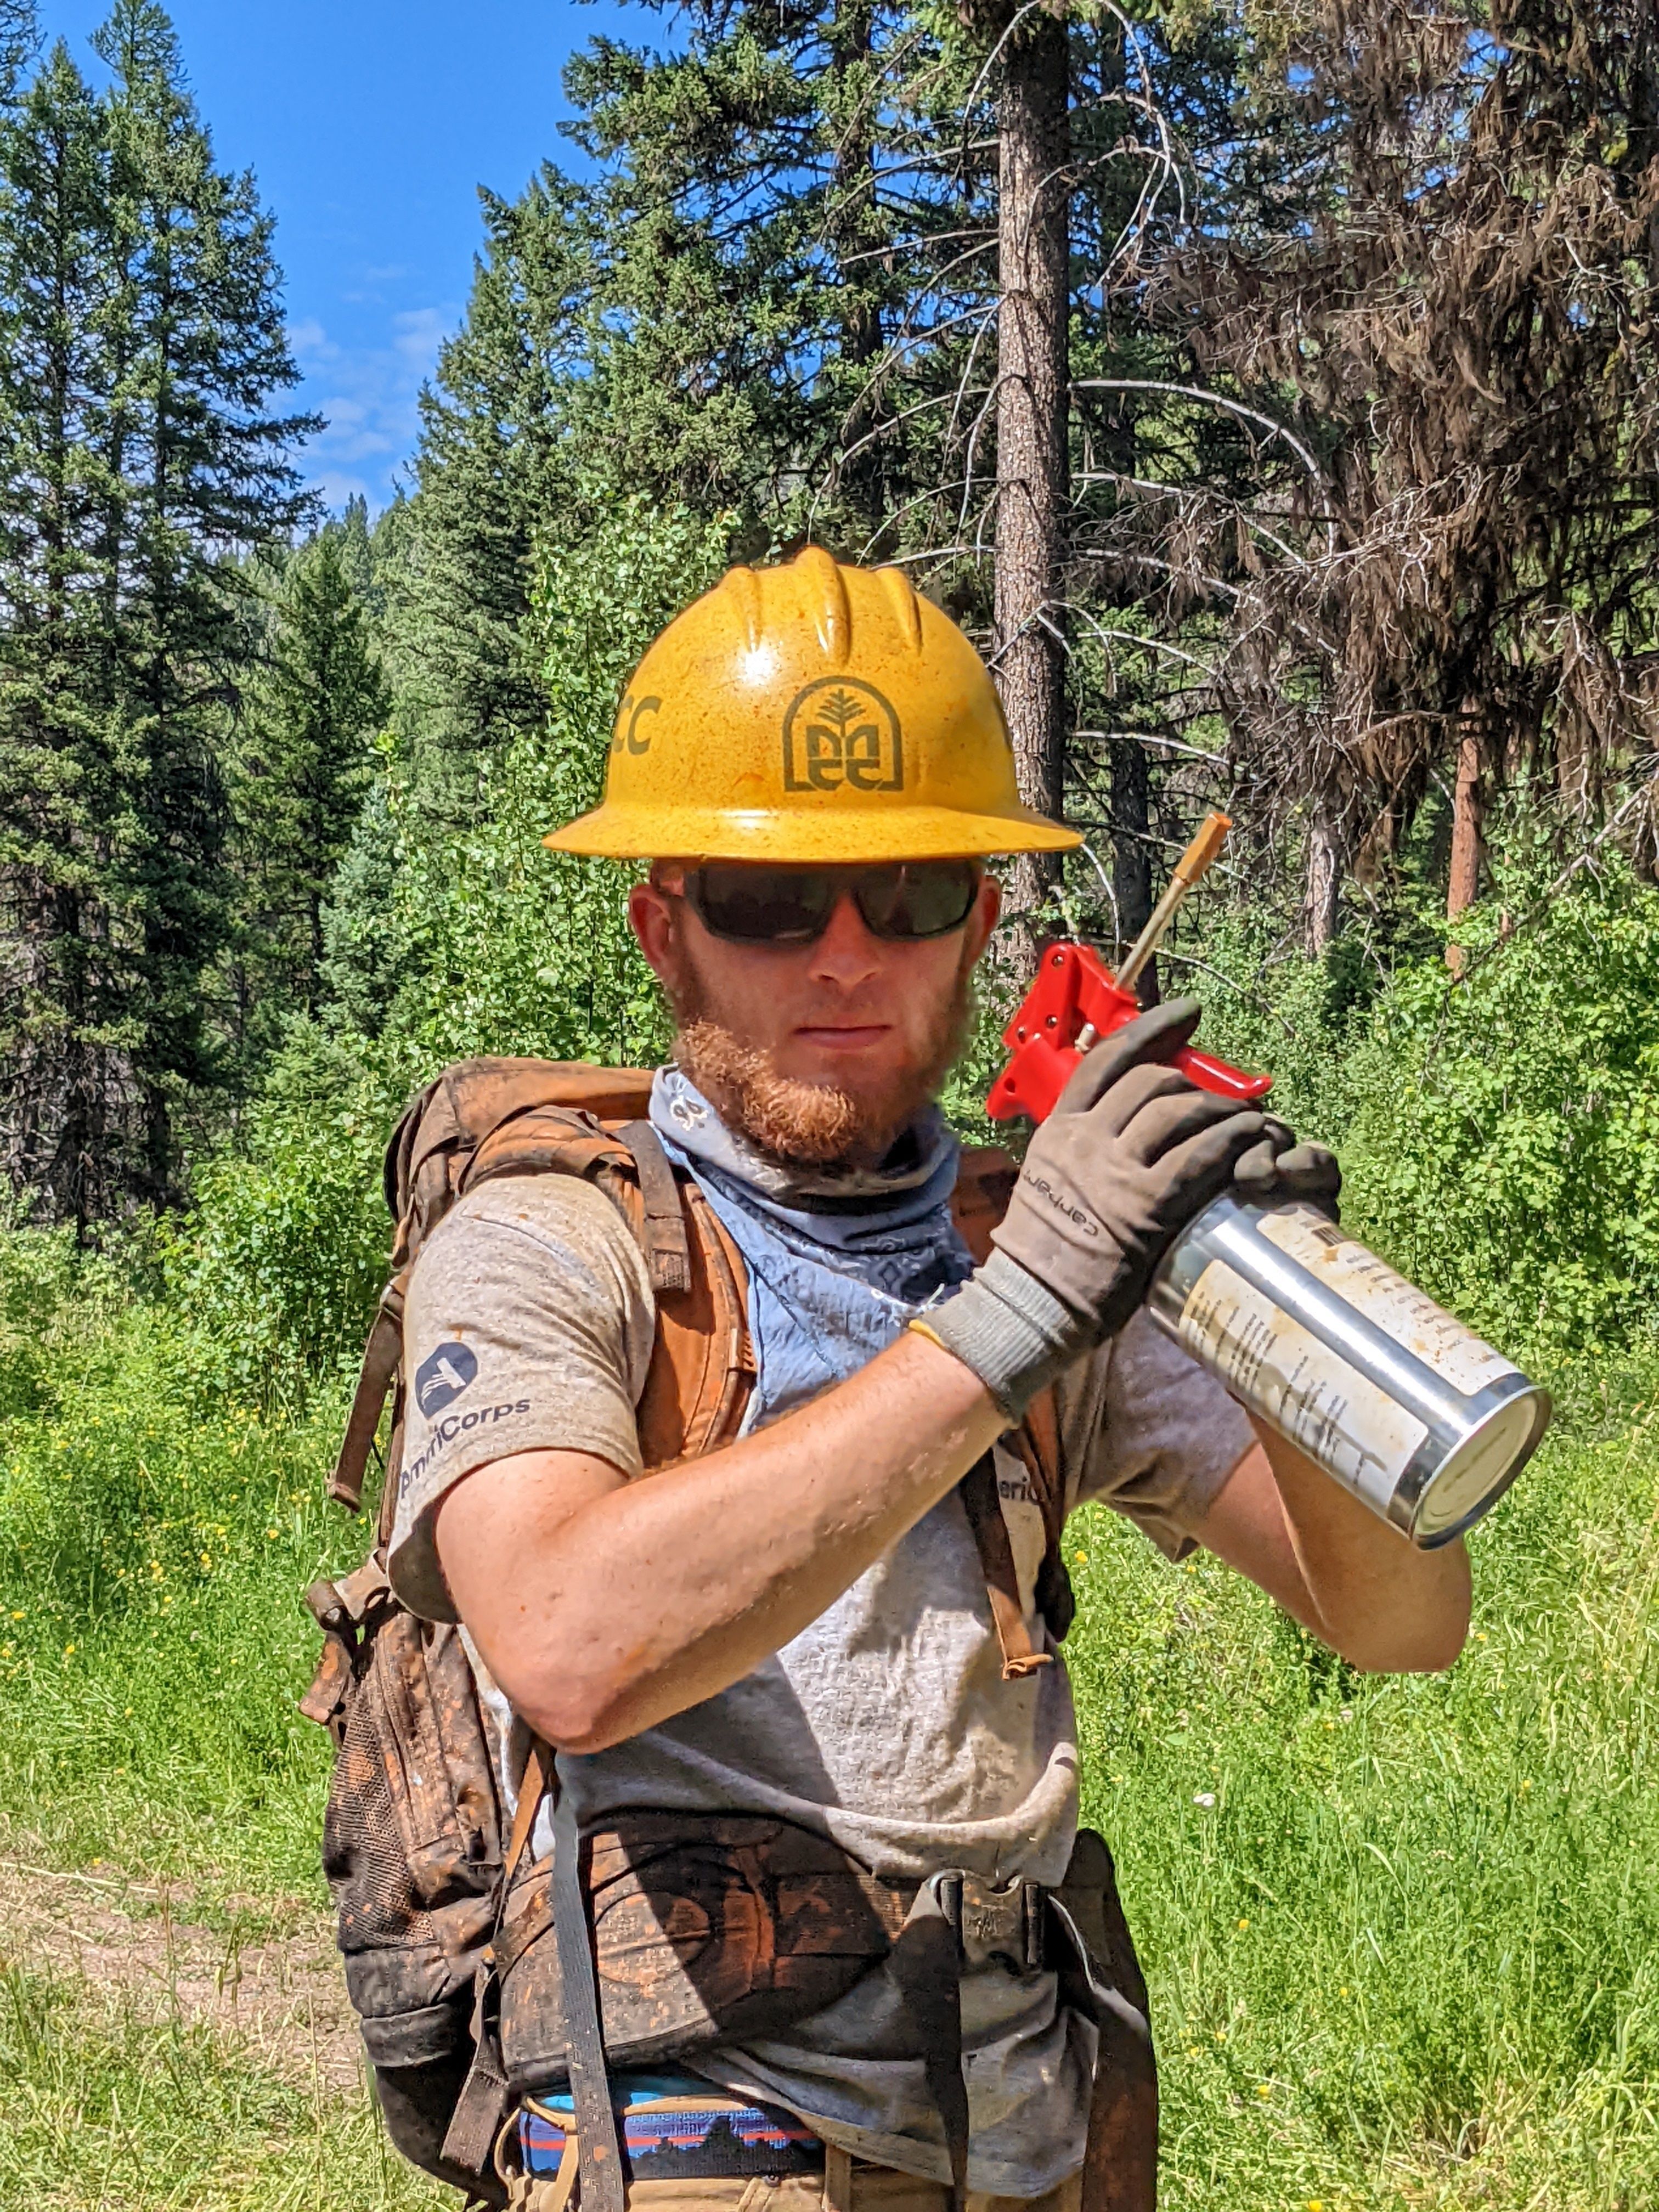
2, 2, 1659, 2207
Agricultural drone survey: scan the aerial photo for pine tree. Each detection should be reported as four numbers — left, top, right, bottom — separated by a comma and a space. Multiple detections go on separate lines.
92, 0, 315, 1199
555, 2, 988, 549
232, 529, 390, 1031
0, 4, 314, 1227
398, 179, 580, 797
0, 37, 131, 1227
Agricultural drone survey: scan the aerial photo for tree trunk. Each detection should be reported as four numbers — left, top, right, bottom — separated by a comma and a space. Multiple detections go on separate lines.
828, 0, 885, 527
1110, 736, 1159, 1003
992, 4, 1070, 965
1446, 716, 1484, 969
1304, 803, 1345, 955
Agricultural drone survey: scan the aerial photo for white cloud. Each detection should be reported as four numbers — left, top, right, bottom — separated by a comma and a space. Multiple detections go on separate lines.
286, 317, 333, 359
289, 303, 456, 512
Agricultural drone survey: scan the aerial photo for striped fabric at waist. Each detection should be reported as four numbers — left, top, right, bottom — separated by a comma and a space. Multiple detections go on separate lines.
521, 2081, 826, 2182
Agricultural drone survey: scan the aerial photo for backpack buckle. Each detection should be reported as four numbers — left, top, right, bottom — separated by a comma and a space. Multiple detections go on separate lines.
938, 1872, 1046, 1974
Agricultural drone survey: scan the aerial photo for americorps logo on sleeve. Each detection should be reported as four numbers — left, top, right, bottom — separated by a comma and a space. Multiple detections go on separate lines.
415, 1341, 478, 1418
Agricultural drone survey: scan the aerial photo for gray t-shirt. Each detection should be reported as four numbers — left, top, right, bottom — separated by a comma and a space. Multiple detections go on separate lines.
389, 1173, 1253, 2194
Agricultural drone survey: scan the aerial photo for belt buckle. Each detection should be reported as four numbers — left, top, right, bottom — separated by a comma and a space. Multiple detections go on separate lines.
943, 1873, 1045, 1974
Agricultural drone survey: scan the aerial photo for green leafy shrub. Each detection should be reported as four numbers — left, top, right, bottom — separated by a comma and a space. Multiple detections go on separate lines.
1193, 834, 1659, 1362
381, 495, 731, 1067
0, 1221, 134, 1419
161, 1023, 404, 1412
0, 1277, 363, 1886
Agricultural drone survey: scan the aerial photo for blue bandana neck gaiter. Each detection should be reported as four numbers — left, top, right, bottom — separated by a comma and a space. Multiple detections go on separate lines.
649, 1065, 976, 1425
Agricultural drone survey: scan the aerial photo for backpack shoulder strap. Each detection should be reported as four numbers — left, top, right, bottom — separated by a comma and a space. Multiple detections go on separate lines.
951, 1143, 1018, 1266
1012, 1387, 1075, 1644
950, 1142, 1077, 1666
602, 1126, 755, 1470
330, 1064, 753, 1519
959, 1389, 1071, 1682
329, 1286, 406, 1511
617, 1120, 692, 1294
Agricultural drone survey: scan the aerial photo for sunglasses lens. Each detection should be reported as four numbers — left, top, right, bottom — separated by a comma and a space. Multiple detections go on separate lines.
689, 864, 838, 944
685, 860, 979, 944
856, 860, 979, 939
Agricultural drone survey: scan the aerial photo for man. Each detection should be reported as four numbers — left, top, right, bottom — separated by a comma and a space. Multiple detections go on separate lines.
387, 549, 1469, 2212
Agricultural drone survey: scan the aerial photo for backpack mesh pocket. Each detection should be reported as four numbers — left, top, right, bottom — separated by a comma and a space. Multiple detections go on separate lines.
321, 1597, 503, 2062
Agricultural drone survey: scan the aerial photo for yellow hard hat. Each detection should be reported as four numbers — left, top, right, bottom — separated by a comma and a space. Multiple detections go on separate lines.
544, 546, 1082, 863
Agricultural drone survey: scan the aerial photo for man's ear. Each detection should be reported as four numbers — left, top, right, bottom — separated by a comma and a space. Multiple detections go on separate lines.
628, 877, 679, 984
964, 871, 1002, 966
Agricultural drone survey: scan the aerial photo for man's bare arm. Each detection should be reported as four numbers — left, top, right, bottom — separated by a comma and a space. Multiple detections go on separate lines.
435, 1329, 1003, 1755
1194, 1418, 1471, 1673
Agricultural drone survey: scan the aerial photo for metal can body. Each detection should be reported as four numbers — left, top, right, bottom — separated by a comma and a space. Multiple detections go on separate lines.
1147, 1196, 1550, 1547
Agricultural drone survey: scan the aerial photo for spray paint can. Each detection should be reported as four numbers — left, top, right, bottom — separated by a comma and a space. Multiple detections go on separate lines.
1146, 1195, 1551, 1547
990, 818, 1551, 1544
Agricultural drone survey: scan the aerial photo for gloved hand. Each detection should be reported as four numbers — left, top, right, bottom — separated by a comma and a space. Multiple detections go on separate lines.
915, 1000, 1318, 1419
1233, 1118, 1341, 1215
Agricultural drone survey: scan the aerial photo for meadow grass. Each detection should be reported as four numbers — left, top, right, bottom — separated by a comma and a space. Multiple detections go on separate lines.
0, 1959, 443, 2211
1, 1249, 1655, 2209
1070, 1370, 1659, 2209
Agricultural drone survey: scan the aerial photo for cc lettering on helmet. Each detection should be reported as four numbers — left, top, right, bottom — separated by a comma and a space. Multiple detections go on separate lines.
612, 694, 662, 755
782, 678, 904, 794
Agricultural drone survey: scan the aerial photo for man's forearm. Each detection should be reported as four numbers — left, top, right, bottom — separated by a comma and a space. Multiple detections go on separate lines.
436, 1330, 1003, 1754
1250, 1417, 1471, 1671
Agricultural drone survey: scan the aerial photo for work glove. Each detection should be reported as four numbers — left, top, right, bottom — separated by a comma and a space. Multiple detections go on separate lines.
1233, 1117, 1341, 1215
915, 1000, 1326, 1420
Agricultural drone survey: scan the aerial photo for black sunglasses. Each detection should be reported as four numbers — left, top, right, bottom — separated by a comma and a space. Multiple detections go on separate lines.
679, 859, 981, 946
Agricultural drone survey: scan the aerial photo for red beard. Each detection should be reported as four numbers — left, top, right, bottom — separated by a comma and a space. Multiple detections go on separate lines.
665, 960, 975, 1170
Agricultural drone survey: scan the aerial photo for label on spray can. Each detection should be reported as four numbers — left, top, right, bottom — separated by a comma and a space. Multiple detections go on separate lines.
1173, 1259, 1429, 1517
1255, 1211, 1517, 1399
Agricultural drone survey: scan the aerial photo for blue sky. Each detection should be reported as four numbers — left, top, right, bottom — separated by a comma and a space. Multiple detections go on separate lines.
36, 1, 642, 511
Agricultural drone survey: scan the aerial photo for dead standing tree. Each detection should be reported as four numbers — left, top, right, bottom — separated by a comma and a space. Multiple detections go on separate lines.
1159, 0, 1659, 952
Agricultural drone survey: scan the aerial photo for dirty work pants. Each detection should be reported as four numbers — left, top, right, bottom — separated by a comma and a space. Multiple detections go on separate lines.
504, 2162, 1084, 2212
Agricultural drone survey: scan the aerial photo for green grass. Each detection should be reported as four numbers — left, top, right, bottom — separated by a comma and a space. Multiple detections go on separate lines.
1069, 1374, 1659, 2209
0, 1308, 358, 1894
0, 1961, 442, 2211
1, 1238, 1656, 2209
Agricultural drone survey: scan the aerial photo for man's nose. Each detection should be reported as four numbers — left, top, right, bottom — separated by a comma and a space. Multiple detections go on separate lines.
808, 891, 883, 986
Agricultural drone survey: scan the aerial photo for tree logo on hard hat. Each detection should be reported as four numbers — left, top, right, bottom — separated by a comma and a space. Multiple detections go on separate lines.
782, 679, 904, 794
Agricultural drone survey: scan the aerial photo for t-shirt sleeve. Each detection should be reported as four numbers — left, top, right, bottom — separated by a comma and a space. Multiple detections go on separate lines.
1058, 1309, 1255, 1561
386, 1173, 656, 1622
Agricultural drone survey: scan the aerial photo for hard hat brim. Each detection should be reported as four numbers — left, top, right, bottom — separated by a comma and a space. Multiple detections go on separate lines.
543, 799, 1085, 864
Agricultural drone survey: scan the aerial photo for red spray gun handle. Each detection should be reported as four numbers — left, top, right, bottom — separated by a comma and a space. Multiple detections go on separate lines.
986, 943, 1272, 1124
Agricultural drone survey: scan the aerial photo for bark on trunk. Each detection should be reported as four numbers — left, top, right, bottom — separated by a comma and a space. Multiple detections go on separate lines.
1110, 736, 1159, 1003
993, 5, 1070, 966
1446, 718, 1485, 971
1304, 803, 1345, 955
829, 1, 885, 525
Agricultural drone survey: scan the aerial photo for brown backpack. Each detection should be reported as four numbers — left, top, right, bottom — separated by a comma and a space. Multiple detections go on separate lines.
301, 1058, 1087, 2197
